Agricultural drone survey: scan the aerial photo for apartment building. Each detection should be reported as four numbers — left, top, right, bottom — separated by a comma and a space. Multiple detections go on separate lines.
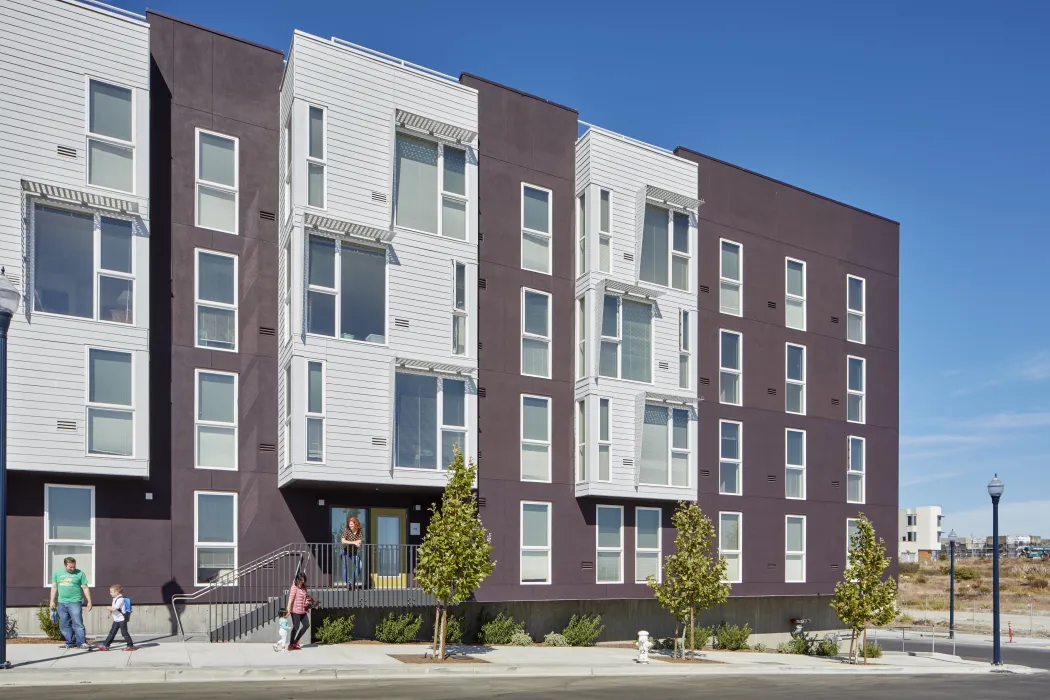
3, 1, 899, 640
899, 506, 943, 562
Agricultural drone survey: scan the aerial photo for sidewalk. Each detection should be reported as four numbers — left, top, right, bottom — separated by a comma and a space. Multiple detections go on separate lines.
0, 636, 1044, 687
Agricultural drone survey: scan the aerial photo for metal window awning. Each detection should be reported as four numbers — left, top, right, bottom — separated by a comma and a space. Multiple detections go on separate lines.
604, 279, 666, 300
645, 391, 699, 406
304, 213, 395, 245
645, 185, 703, 213
21, 179, 139, 214
395, 357, 476, 376
396, 109, 477, 145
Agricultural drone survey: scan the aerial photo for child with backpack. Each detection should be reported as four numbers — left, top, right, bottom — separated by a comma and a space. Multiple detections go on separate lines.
96, 584, 136, 651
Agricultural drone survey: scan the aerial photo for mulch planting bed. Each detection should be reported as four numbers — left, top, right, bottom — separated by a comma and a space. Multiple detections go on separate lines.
652, 655, 722, 664
389, 653, 488, 664
7, 637, 68, 644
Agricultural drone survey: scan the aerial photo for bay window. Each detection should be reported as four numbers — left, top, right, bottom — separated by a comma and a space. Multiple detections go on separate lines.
195, 491, 237, 585
393, 373, 466, 470
45, 485, 95, 585
306, 235, 386, 344
87, 79, 134, 193
521, 184, 552, 273
719, 512, 742, 583
521, 289, 551, 378
640, 405, 690, 487
719, 239, 742, 315
598, 398, 611, 481
521, 395, 551, 482
196, 370, 237, 470
598, 189, 612, 272
577, 296, 587, 377
719, 420, 741, 495
635, 507, 661, 583
306, 361, 325, 462
307, 105, 326, 208
196, 250, 238, 351
521, 502, 551, 584
452, 262, 467, 356
86, 348, 133, 457
679, 310, 691, 390
196, 129, 238, 234
394, 133, 467, 240
576, 399, 586, 482
640, 204, 690, 291
577, 192, 587, 276
596, 505, 623, 583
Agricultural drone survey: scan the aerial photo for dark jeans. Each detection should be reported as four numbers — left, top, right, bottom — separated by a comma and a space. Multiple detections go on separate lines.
291, 612, 310, 644
57, 602, 86, 646
102, 617, 134, 648
342, 549, 362, 585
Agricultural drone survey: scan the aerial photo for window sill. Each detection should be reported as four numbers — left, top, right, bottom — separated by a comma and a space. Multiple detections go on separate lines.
718, 491, 743, 497
305, 332, 389, 349
639, 483, 693, 490
85, 180, 136, 199
195, 465, 238, 472
31, 310, 140, 329
195, 223, 239, 236
85, 453, 137, 461
196, 343, 239, 354
393, 223, 472, 246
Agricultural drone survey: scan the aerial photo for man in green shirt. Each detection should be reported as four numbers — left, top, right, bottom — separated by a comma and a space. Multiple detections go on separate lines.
49, 557, 93, 649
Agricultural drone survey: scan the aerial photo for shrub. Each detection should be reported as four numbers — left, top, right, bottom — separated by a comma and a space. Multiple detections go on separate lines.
478, 612, 525, 645
654, 637, 676, 650
37, 602, 63, 641
862, 640, 883, 659
561, 614, 604, 647
316, 614, 355, 644
684, 625, 713, 650
544, 632, 569, 647
443, 614, 464, 645
898, 613, 915, 624
915, 574, 928, 584
510, 631, 533, 646
776, 641, 792, 654
817, 637, 840, 657
899, 562, 921, 575
1026, 577, 1050, 590
713, 622, 751, 651
5, 614, 17, 640
784, 634, 815, 655
375, 612, 423, 643
956, 567, 981, 581
751, 642, 767, 653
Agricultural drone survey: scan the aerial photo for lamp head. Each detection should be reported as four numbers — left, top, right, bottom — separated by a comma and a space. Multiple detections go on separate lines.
0, 268, 20, 316
947, 529, 957, 544
987, 474, 1005, 499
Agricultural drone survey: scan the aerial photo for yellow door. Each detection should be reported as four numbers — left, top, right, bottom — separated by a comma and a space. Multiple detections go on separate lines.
370, 508, 407, 588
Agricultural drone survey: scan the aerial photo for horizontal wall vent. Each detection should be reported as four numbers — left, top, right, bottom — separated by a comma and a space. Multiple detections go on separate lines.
699, 284, 710, 294
831, 398, 841, 406
56, 419, 78, 432
767, 563, 777, 570
832, 480, 841, 488
580, 561, 595, 571
478, 278, 487, 289
700, 469, 711, 478
478, 387, 486, 398
658, 361, 670, 371
57, 145, 77, 158
831, 564, 840, 570
477, 341, 483, 351
478, 232, 484, 242
699, 377, 710, 386
259, 326, 276, 336
477, 497, 486, 508
767, 388, 777, 396
371, 191, 388, 203
767, 301, 777, 309
371, 437, 388, 447
831, 316, 840, 324
394, 318, 410, 329
259, 443, 276, 452
622, 458, 635, 467
767, 475, 777, 482
259, 210, 276, 221
623, 252, 635, 262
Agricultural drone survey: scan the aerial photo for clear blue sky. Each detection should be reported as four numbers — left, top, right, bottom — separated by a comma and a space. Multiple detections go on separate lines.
112, 0, 1050, 538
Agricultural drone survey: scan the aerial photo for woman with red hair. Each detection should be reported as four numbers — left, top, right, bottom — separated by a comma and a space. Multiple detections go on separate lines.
340, 515, 363, 587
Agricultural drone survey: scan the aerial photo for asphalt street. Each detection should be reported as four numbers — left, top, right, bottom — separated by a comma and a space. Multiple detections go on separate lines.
1, 675, 1046, 700
896, 639, 1050, 670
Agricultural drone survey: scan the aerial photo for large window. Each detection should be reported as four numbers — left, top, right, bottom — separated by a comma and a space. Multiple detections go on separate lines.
847, 356, 866, 423
847, 275, 866, 343
520, 502, 551, 584
394, 373, 466, 470
87, 79, 134, 193
598, 297, 653, 383
521, 395, 551, 482
195, 491, 237, 585
306, 235, 387, 344
636, 507, 662, 583
576, 296, 587, 377
307, 105, 326, 209
785, 258, 806, 330
577, 192, 587, 276
32, 205, 134, 323
521, 289, 551, 378
786, 343, 805, 414
521, 184, 552, 273
719, 239, 742, 315
640, 405, 690, 487
196, 370, 237, 470
785, 515, 806, 582
719, 330, 742, 405
719, 420, 741, 495
452, 262, 468, 356
196, 129, 238, 234
848, 436, 866, 504
679, 310, 691, 390
306, 361, 325, 463
640, 204, 690, 291
45, 485, 94, 585
719, 512, 741, 584
598, 189, 612, 272
196, 250, 238, 351
576, 399, 586, 482
598, 398, 611, 482
785, 429, 805, 500
596, 505, 623, 584
394, 133, 467, 240
86, 349, 133, 457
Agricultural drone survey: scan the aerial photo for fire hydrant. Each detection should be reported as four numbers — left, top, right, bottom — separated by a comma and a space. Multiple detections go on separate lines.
636, 630, 652, 664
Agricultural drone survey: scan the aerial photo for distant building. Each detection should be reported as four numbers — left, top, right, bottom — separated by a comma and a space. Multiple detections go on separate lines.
899, 506, 943, 562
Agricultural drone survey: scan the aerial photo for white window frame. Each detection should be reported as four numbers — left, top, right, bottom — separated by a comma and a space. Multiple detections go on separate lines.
283, 114, 292, 220
785, 515, 806, 583
85, 76, 135, 195
305, 235, 389, 346
576, 296, 587, 378
598, 397, 612, 482
785, 342, 806, 415
719, 238, 742, 316
635, 506, 662, 584
520, 394, 552, 483
520, 501, 551, 585
577, 191, 587, 276
194, 127, 240, 235
719, 511, 742, 584
679, 310, 691, 390
595, 504, 624, 584
848, 435, 866, 504
669, 407, 691, 488
283, 240, 292, 343
521, 182, 553, 274
305, 104, 327, 210
847, 274, 866, 344
392, 373, 467, 471
719, 329, 742, 406
306, 360, 326, 463
847, 355, 866, 424
452, 261, 468, 357
640, 205, 691, 291
194, 248, 239, 353
719, 419, 742, 496
283, 361, 292, 467
43, 484, 95, 587
193, 490, 238, 587
785, 257, 806, 330
521, 288, 552, 378
392, 132, 470, 240
194, 369, 239, 471
785, 428, 806, 500
599, 294, 621, 379
84, 347, 135, 459
598, 189, 612, 273
576, 398, 587, 483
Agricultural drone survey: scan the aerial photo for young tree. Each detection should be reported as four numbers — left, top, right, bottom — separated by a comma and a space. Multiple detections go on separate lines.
831, 514, 898, 663
647, 502, 730, 658
415, 445, 495, 661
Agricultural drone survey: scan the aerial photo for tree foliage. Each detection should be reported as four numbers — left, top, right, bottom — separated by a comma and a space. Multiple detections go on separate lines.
416, 445, 495, 660
647, 502, 731, 658
830, 514, 898, 663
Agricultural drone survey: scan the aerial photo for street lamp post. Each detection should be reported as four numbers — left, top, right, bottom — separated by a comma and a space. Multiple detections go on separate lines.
0, 269, 20, 671
947, 529, 957, 639
988, 475, 1005, 667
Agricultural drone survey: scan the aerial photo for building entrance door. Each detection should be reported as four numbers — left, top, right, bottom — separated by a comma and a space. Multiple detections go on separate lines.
330, 507, 367, 585
371, 508, 407, 588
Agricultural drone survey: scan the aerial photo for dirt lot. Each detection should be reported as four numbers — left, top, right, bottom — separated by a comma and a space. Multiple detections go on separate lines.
898, 556, 1050, 617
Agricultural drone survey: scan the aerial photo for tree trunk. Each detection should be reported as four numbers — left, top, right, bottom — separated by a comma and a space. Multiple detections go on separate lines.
431, 604, 441, 658
689, 607, 696, 659
848, 628, 857, 664
438, 605, 448, 662
862, 623, 868, 665
673, 619, 680, 659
